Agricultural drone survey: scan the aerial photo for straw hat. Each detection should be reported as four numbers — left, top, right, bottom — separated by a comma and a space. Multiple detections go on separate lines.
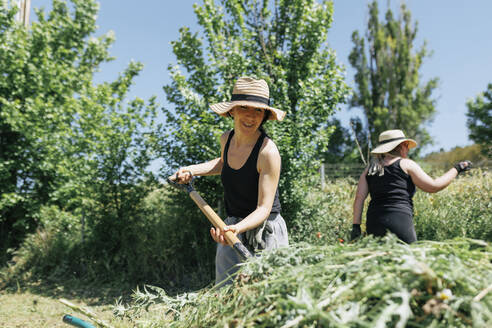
210, 77, 286, 121
371, 129, 417, 154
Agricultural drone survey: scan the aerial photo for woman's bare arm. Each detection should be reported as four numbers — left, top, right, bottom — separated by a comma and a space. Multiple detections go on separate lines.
173, 132, 228, 183
353, 167, 369, 224
401, 159, 459, 193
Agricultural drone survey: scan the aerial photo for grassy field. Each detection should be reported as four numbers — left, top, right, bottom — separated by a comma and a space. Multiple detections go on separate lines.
0, 282, 128, 327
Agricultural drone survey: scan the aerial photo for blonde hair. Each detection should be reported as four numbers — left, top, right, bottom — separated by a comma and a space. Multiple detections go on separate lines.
367, 144, 403, 176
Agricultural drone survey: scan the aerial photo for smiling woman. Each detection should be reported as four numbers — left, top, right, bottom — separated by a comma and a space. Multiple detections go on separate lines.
170, 77, 289, 287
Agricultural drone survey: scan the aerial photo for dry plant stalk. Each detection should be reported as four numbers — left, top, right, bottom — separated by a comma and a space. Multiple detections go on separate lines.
59, 298, 114, 328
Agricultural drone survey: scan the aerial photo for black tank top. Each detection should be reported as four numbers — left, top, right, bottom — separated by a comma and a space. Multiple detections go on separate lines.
366, 159, 416, 216
221, 130, 281, 218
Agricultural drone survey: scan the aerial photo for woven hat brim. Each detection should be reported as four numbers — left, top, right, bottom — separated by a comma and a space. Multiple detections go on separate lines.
210, 100, 286, 121
371, 138, 417, 154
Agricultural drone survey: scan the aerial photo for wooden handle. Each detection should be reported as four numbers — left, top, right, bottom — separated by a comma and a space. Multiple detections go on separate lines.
189, 191, 241, 246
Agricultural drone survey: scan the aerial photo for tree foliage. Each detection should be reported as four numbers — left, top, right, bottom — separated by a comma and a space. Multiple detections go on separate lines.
466, 83, 492, 155
161, 0, 349, 222
0, 0, 159, 264
349, 1, 438, 153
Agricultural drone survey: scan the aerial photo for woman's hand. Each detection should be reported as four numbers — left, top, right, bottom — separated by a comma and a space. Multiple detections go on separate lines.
210, 225, 239, 246
170, 167, 193, 184
454, 161, 472, 174
351, 224, 362, 240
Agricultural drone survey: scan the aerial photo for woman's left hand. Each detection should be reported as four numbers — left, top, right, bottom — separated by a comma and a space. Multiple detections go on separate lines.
454, 160, 473, 174
210, 225, 239, 246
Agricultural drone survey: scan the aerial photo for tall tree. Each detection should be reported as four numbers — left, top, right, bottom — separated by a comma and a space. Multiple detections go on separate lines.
466, 83, 492, 155
349, 1, 438, 152
161, 0, 349, 222
0, 0, 159, 259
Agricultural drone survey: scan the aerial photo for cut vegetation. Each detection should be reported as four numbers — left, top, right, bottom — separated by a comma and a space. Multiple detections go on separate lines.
117, 236, 492, 327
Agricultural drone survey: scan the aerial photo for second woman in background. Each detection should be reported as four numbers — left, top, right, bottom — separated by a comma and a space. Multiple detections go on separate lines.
352, 129, 471, 243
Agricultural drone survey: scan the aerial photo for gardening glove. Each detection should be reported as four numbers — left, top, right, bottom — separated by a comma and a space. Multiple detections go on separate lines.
351, 224, 361, 240
245, 220, 274, 251
454, 160, 472, 174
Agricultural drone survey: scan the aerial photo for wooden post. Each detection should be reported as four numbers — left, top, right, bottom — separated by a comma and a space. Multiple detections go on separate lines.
320, 163, 325, 189
14, 0, 30, 27
22, 0, 30, 27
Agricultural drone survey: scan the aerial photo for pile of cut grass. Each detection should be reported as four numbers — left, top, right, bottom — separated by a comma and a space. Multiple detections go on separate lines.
117, 236, 492, 327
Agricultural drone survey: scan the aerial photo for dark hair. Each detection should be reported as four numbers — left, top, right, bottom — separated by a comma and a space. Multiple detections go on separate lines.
259, 110, 271, 135
389, 143, 405, 156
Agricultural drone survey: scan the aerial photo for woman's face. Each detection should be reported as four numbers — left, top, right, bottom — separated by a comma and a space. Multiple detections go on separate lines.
230, 105, 266, 135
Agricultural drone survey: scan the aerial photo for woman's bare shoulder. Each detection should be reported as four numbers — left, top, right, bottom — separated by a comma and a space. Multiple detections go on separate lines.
260, 136, 280, 158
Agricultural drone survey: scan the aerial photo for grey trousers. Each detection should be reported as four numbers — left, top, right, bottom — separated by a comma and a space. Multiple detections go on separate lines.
215, 213, 289, 286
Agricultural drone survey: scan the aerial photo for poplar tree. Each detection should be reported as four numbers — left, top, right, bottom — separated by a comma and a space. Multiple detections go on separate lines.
349, 1, 438, 152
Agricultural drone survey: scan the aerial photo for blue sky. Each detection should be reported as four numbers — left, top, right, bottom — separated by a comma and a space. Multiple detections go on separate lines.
29, 0, 492, 155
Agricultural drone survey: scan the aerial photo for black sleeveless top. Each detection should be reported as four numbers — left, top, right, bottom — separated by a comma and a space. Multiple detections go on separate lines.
366, 159, 416, 216
221, 130, 281, 218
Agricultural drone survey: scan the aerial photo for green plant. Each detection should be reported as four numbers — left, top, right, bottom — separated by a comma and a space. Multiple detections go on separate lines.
414, 170, 492, 241
289, 177, 356, 244
0, 0, 161, 265
467, 83, 492, 155
120, 236, 492, 327
422, 144, 490, 172
3, 206, 81, 281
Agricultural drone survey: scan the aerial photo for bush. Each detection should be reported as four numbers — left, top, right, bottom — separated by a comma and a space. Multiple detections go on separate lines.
422, 144, 490, 171
67, 183, 217, 291
414, 169, 492, 241
2, 206, 81, 282
125, 186, 216, 291
289, 177, 356, 244
2, 186, 217, 292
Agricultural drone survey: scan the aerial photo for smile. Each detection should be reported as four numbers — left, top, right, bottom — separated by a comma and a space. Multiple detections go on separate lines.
242, 122, 255, 128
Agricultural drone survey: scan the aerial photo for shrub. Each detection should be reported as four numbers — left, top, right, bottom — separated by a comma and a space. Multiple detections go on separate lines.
3, 206, 81, 281
125, 186, 216, 291
422, 144, 490, 171
289, 177, 356, 244
414, 169, 492, 241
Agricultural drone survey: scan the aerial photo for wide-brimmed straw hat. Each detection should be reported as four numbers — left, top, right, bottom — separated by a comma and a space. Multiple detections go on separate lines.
371, 129, 417, 154
210, 77, 286, 121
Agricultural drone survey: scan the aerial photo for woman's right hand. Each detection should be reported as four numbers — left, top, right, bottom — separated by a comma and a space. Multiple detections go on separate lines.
169, 167, 193, 184
210, 225, 238, 246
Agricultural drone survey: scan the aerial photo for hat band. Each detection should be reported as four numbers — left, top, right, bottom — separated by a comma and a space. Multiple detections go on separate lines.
379, 137, 405, 145
231, 94, 270, 106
